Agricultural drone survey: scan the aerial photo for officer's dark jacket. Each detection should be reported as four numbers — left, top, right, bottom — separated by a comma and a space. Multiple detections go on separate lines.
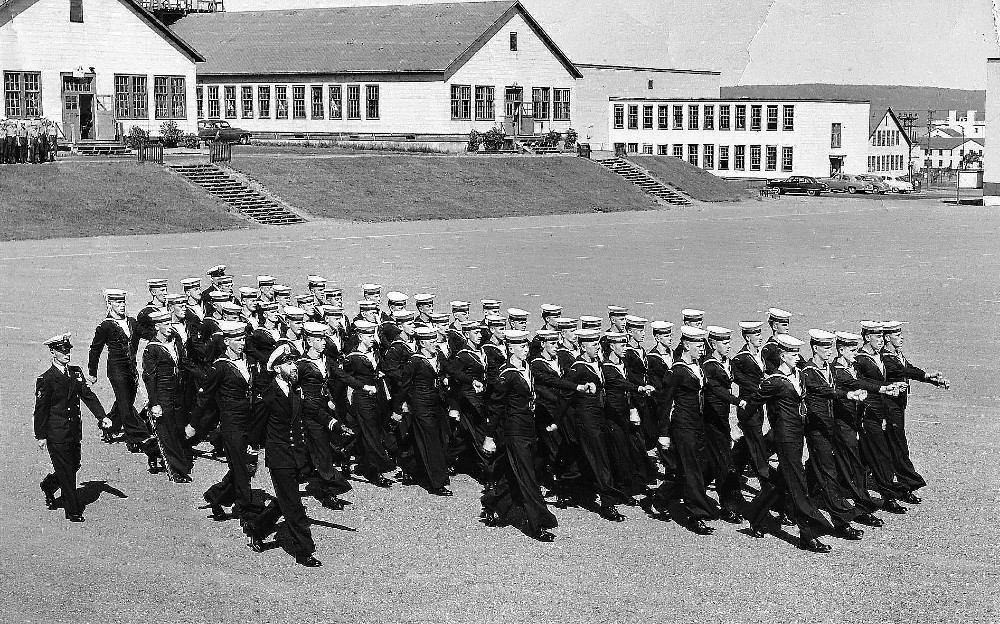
34, 364, 106, 443
252, 380, 307, 471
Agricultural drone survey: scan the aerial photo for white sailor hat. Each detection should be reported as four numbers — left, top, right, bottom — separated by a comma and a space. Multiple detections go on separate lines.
387, 291, 409, 305
507, 308, 530, 321
680, 326, 709, 342
651, 320, 674, 335
768, 308, 792, 323
303, 321, 328, 337
321, 305, 344, 318
164, 294, 185, 305
273, 284, 292, 295
218, 320, 246, 338
414, 326, 438, 341
740, 321, 764, 334
354, 320, 377, 334
208, 291, 231, 303
104, 288, 127, 302
207, 264, 227, 278
294, 294, 314, 305
267, 345, 296, 371
256, 275, 275, 287
774, 334, 804, 351
605, 331, 627, 344
480, 299, 501, 311
216, 275, 234, 286
413, 293, 435, 305
808, 329, 836, 346
219, 302, 242, 316
451, 300, 471, 313
707, 326, 732, 341
283, 306, 306, 320
149, 309, 171, 324
579, 315, 602, 329
860, 321, 883, 335
180, 278, 201, 290
357, 300, 378, 312
392, 309, 416, 322
625, 315, 648, 329
146, 278, 168, 290
574, 329, 601, 343
429, 312, 450, 324
239, 287, 259, 300
258, 301, 279, 313
503, 329, 530, 344
834, 331, 862, 347
485, 314, 506, 328
553, 317, 577, 330
362, 283, 382, 296
607, 305, 629, 317
44, 332, 73, 352
307, 275, 326, 288
540, 304, 563, 317
461, 319, 484, 332
881, 321, 903, 334
324, 286, 343, 297
681, 308, 705, 322
535, 329, 559, 342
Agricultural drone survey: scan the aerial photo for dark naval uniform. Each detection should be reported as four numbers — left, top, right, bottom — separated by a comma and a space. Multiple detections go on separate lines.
881, 348, 930, 494
338, 347, 395, 484
701, 355, 745, 515
88, 315, 150, 446
730, 346, 771, 481
393, 352, 451, 491
830, 360, 884, 515
142, 338, 194, 480
854, 348, 909, 507
201, 355, 257, 516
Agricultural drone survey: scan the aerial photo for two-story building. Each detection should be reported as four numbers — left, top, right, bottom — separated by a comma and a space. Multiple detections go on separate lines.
1, 0, 203, 143
868, 108, 912, 177
606, 97, 871, 179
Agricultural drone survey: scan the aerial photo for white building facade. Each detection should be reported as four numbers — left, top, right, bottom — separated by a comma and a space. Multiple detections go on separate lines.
1, 0, 202, 142
607, 98, 871, 179
986, 58, 1000, 205
868, 108, 911, 177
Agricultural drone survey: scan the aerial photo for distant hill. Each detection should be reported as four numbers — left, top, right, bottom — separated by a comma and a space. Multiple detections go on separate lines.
721, 84, 986, 131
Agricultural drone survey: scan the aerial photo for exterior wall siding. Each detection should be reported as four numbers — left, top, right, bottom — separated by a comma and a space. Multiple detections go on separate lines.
607, 99, 871, 180
575, 67, 720, 149
0, 0, 199, 135
867, 114, 909, 177
987, 59, 1000, 205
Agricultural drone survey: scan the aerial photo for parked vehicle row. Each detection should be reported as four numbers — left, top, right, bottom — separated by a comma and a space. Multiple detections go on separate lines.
765, 173, 915, 197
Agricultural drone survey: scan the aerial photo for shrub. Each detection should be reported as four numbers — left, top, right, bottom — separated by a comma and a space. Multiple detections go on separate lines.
467, 130, 482, 152
178, 133, 200, 149
482, 125, 506, 151
544, 129, 561, 147
124, 125, 150, 149
564, 128, 578, 150
159, 120, 182, 148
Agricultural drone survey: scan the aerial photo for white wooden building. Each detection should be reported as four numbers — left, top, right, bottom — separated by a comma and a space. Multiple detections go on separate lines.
171, 1, 584, 150
867, 108, 912, 177
1, 0, 203, 142
606, 97, 871, 179
986, 58, 1000, 205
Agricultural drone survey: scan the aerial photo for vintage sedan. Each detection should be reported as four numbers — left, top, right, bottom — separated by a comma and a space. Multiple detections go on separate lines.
858, 174, 889, 194
880, 175, 915, 193
765, 176, 828, 196
820, 173, 876, 194
197, 120, 252, 144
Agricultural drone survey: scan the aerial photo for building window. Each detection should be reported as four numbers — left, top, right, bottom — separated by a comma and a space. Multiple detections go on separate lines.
673, 105, 683, 130
311, 86, 324, 119
510, 32, 517, 51
766, 105, 778, 131
628, 105, 638, 129
765, 145, 777, 170
4, 71, 42, 118
275, 85, 288, 119
365, 85, 379, 119
719, 105, 731, 130
627, 143, 638, 153
613, 104, 624, 129
688, 144, 698, 167
115, 74, 148, 119
734, 145, 745, 170
783, 105, 794, 130
673, 144, 683, 159
703, 144, 714, 169
346, 85, 360, 119
532, 87, 550, 120
553, 88, 569, 121
689, 104, 699, 130
750, 105, 762, 131
205, 85, 220, 119
781, 146, 793, 171
292, 85, 306, 119
657, 144, 668, 155
831, 122, 842, 148
241, 85, 254, 119
868, 156, 874, 172
196, 85, 203, 119
735, 105, 746, 130
703, 105, 714, 130
657, 105, 668, 129
70, 0, 83, 22
154, 76, 186, 119
328, 85, 341, 119
451, 84, 471, 120
642, 105, 653, 129
257, 86, 270, 119
642, 143, 653, 155
223, 85, 236, 119
719, 145, 730, 170
647, 79, 654, 90
476, 86, 495, 121
750, 145, 762, 170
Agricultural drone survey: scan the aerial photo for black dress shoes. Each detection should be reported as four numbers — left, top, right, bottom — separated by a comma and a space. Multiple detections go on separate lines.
691, 520, 715, 535
747, 525, 766, 539
720, 509, 744, 524
204, 493, 227, 521
67, 514, 85, 523
531, 529, 556, 542
242, 520, 264, 553
296, 555, 323, 568
883, 499, 908, 514
832, 525, 864, 540
321, 496, 347, 510
429, 487, 454, 497
600, 505, 626, 522
855, 513, 884, 527
173, 474, 193, 484
370, 476, 393, 488
40, 483, 57, 510
399, 473, 417, 486
798, 537, 832, 553
901, 491, 922, 505
447, 466, 458, 476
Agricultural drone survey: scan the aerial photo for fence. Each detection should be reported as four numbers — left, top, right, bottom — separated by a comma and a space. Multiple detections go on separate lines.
136, 143, 164, 164
209, 142, 232, 163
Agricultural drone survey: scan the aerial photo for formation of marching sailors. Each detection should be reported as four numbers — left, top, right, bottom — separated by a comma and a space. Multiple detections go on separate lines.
33, 264, 950, 564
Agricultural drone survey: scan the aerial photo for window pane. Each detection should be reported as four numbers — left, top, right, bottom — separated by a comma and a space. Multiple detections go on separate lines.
224, 85, 236, 119
346, 85, 360, 119
366, 84, 379, 119
329, 85, 341, 119
292, 85, 306, 119
242, 85, 254, 118
275, 85, 288, 119
258, 85, 270, 118
311, 85, 324, 119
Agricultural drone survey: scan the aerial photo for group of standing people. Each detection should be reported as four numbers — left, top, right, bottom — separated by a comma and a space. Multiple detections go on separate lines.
32, 263, 950, 566
1, 118, 59, 164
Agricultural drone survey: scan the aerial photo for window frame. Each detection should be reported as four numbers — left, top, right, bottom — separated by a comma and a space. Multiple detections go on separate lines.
765, 145, 777, 171
750, 145, 762, 171
4, 71, 43, 118
613, 104, 625, 129
115, 74, 149, 120
831, 122, 842, 149
311, 85, 324, 119
257, 85, 271, 119
766, 105, 778, 131
206, 84, 220, 119
510, 32, 518, 51
672, 144, 684, 159
703, 105, 714, 130
781, 146, 793, 171
642, 104, 653, 129
328, 85, 341, 120
275, 85, 288, 120
476, 85, 496, 121
241, 85, 254, 119
196, 85, 203, 119
782, 105, 794, 131
718, 145, 730, 170
688, 104, 699, 130
687, 144, 699, 167
719, 104, 731, 130
451, 84, 471, 121
673, 105, 683, 130
703, 143, 714, 169
292, 85, 306, 119
750, 105, 762, 131
532, 87, 550, 121
153, 75, 186, 120
365, 84, 379, 120
627, 105, 639, 130
346, 85, 361, 120
657, 105, 668, 130
223, 85, 237, 119
734, 145, 746, 170
735, 105, 746, 130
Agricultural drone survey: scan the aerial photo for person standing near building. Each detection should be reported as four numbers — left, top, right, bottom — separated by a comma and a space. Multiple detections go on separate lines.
36, 333, 111, 522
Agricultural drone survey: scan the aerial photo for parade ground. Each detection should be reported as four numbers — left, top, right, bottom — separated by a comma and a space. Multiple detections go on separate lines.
1, 196, 997, 623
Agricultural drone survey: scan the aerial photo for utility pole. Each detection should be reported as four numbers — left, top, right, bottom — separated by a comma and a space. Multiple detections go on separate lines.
926, 109, 935, 189
900, 112, 918, 183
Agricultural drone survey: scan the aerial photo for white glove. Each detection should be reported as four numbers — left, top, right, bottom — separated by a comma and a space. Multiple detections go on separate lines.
472, 380, 484, 394
545, 423, 558, 432
629, 408, 641, 425
184, 425, 196, 439
449, 409, 461, 421
391, 412, 403, 423
100, 417, 113, 429
658, 436, 670, 449
483, 437, 497, 454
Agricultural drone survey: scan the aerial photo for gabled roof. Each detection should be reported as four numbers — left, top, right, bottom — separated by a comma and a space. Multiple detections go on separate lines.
918, 136, 985, 151
869, 107, 912, 147
0, 0, 203, 62
170, 0, 581, 79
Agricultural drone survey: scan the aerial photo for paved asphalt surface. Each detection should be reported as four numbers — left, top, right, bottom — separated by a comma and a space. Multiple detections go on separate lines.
1, 196, 997, 623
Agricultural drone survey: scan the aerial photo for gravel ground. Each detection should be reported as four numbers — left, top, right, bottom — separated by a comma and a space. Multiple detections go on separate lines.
1, 196, 997, 623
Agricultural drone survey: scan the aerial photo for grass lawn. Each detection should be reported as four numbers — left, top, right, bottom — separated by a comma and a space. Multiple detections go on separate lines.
627, 154, 755, 202
231, 155, 660, 220
0, 160, 251, 240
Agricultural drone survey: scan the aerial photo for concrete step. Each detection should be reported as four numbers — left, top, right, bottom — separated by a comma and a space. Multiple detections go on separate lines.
169, 163, 306, 225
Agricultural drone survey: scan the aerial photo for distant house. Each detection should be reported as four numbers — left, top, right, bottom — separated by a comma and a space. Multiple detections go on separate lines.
868, 108, 911, 177
0, 0, 203, 142
912, 136, 984, 171
930, 109, 985, 139
171, 1, 585, 150
606, 97, 871, 179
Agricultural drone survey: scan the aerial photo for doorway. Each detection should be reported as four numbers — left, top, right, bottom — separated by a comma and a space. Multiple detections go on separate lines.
829, 156, 844, 176
504, 87, 522, 136
60, 73, 95, 143
79, 94, 94, 139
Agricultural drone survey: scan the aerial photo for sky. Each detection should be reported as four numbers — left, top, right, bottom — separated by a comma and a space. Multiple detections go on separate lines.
221, 0, 1000, 89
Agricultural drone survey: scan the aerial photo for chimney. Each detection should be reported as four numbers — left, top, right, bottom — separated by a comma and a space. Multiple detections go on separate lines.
948, 110, 958, 123
968, 110, 977, 123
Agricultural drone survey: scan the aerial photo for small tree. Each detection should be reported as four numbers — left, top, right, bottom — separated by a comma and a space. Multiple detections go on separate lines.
124, 125, 149, 149
482, 125, 506, 151
159, 120, 182, 148
564, 127, 578, 150
467, 129, 482, 152
544, 129, 561, 147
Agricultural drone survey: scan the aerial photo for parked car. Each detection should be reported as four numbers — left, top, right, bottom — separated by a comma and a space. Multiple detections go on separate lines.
197, 120, 252, 144
880, 175, 915, 193
820, 173, 876, 194
765, 176, 828, 196
858, 174, 888, 194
